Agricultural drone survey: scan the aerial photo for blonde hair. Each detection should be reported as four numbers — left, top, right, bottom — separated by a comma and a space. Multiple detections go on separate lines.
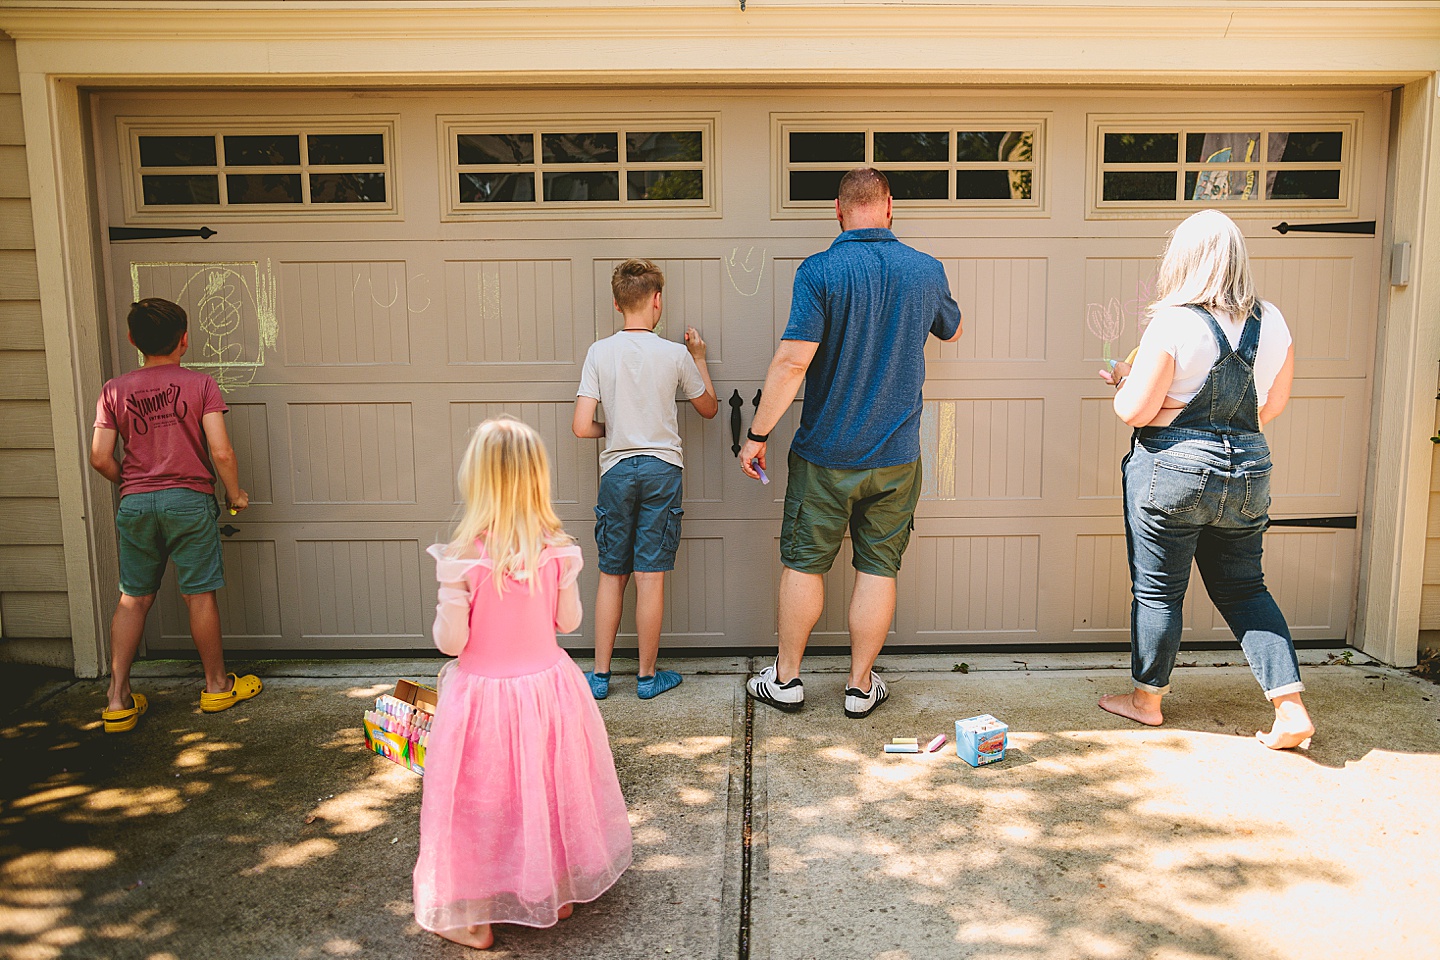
448, 417, 573, 591
611, 258, 665, 313
1149, 209, 1257, 323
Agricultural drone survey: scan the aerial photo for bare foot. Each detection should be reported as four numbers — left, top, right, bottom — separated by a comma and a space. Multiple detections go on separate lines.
1098, 691, 1165, 727
558, 903, 574, 920
438, 924, 494, 950
1257, 694, 1314, 750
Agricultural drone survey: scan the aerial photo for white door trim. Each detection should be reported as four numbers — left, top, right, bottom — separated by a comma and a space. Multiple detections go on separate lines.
1353, 74, 1438, 668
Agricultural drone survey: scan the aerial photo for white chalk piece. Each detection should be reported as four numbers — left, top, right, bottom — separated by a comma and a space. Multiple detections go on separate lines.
883, 743, 920, 754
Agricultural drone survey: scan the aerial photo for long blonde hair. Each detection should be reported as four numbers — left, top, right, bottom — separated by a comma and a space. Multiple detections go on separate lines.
1149, 209, 1257, 323
448, 417, 573, 591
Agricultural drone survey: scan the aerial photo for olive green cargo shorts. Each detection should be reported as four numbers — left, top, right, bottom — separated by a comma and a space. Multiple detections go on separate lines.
779, 451, 923, 579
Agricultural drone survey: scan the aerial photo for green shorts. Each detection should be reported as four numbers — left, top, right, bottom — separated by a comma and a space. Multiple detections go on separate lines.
115, 487, 225, 597
780, 451, 922, 579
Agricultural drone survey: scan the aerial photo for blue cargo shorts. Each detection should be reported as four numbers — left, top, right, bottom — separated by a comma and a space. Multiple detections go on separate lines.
594, 455, 684, 576
115, 487, 225, 596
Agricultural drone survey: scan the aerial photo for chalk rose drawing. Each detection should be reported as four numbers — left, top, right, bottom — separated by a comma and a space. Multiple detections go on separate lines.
1086, 296, 1125, 365
131, 260, 277, 391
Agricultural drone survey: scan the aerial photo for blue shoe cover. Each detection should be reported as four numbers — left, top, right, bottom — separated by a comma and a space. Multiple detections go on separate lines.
585, 671, 611, 700
636, 669, 683, 700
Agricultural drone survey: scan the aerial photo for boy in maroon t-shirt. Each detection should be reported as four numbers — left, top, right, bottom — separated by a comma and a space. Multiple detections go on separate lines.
91, 298, 263, 733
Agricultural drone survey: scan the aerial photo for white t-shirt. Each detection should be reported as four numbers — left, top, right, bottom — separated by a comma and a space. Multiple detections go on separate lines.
578, 331, 707, 475
1141, 301, 1293, 405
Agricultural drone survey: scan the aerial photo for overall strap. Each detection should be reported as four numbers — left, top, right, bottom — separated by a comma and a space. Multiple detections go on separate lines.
1184, 304, 1235, 360
1234, 302, 1264, 368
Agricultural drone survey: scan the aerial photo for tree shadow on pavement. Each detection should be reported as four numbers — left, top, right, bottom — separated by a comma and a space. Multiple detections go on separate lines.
749, 670, 1440, 960
0, 676, 737, 960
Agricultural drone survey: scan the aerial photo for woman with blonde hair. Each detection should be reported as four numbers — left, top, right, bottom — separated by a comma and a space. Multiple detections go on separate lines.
1098, 209, 1315, 750
413, 416, 632, 949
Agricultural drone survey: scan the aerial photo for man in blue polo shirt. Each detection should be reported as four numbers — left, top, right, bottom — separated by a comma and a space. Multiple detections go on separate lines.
741, 167, 963, 718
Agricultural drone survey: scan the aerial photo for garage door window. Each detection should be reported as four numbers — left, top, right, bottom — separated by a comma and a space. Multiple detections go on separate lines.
1091, 116, 1357, 216
776, 116, 1045, 216
443, 117, 716, 218
120, 118, 397, 220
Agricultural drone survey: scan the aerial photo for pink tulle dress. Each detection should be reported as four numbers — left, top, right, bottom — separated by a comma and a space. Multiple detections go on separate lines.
412, 540, 633, 932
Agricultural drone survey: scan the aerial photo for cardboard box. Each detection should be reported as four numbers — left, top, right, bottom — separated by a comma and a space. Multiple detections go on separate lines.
363, 679, 438, 776
955, 714, 1008, 767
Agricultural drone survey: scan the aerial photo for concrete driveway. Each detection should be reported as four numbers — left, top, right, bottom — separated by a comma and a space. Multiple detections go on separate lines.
2, 651, 1438, 960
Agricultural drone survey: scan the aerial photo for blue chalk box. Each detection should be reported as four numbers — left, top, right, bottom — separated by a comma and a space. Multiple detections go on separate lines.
955, 714, 1008, 767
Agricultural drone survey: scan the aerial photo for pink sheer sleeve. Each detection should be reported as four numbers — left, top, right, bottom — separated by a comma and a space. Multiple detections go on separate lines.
549, 545, 584, 589
427, 543, 484, 657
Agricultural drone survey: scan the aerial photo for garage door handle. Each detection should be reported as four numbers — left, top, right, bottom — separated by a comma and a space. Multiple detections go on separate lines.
1271, 221, 1375, 236
729, 390, 744, 456
219, 524, 240, 537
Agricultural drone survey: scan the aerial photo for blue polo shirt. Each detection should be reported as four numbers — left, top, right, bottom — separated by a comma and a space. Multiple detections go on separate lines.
783, 228, 962, 470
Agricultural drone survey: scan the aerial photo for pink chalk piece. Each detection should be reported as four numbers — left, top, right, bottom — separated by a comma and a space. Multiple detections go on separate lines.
926, 734, 947, 753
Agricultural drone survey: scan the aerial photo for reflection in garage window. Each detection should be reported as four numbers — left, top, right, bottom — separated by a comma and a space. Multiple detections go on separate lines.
133, 125, 390, 209
1099, 125, 1346, 205
781, 123, 1039, 208
452, 126, 708, 208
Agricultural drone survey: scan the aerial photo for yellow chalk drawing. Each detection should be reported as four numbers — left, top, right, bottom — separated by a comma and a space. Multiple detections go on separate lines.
131, 260, 277, 392
919, 400, 958, 501
725, 246, 766, 297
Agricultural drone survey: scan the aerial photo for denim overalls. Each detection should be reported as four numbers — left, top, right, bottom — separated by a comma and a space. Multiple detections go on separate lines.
1121, 304, 1304, 699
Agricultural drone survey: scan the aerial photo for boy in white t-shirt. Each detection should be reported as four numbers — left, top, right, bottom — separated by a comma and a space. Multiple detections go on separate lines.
572, 259, 719, 700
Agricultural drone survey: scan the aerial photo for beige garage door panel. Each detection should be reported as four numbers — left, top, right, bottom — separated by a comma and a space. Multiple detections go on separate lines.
609, 520, 779, 648
149, 522, 436, 652
105, 91, 1382, 652
679, 380, 785, 522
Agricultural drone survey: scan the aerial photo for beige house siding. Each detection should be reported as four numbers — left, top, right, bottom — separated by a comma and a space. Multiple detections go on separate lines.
0, 34, 71, 669
1420, 405, 1440, 654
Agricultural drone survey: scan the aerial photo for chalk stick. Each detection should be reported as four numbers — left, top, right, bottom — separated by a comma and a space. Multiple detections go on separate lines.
883, 743, 920, 753
890, 737, 919, 744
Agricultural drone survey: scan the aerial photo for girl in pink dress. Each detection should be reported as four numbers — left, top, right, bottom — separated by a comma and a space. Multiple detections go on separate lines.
413, 417, 633, 950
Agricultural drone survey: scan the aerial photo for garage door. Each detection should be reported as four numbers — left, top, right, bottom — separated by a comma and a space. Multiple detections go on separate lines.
95, 89, 1387, 653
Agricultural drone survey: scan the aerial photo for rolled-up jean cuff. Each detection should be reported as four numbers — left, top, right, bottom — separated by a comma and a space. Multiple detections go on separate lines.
1132, 679, 1170, 695
1264, 681, 1305, 699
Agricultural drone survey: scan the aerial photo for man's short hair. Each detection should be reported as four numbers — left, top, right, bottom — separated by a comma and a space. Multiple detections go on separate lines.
127, 298, 188, 356
611, 259, 665, 313
837, 167, 891, 212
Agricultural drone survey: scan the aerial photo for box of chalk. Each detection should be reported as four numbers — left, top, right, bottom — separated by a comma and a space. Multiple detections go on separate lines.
363, 678, 438, 776
955, 714, 1008, 767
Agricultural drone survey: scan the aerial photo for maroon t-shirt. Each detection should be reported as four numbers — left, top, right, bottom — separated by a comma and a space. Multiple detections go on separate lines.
94, 365, 229, 497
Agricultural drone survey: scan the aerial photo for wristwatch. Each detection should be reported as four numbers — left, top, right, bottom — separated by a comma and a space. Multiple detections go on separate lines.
747, 428, 770, 443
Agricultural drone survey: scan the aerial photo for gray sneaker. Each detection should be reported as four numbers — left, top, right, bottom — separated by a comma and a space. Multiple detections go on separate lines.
843, 672, 888, 719
746, 663, 805, 712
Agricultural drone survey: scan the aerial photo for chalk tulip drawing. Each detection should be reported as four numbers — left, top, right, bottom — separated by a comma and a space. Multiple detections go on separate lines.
130, 260, 278, 391
1086, 296, 1125, 365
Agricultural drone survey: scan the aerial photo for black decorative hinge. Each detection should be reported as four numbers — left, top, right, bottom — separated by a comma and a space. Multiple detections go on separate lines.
109, 226, 217, 241
1272, 221, 1375, 236
1267, 516, 1357, 529
218, 524, 240, 537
